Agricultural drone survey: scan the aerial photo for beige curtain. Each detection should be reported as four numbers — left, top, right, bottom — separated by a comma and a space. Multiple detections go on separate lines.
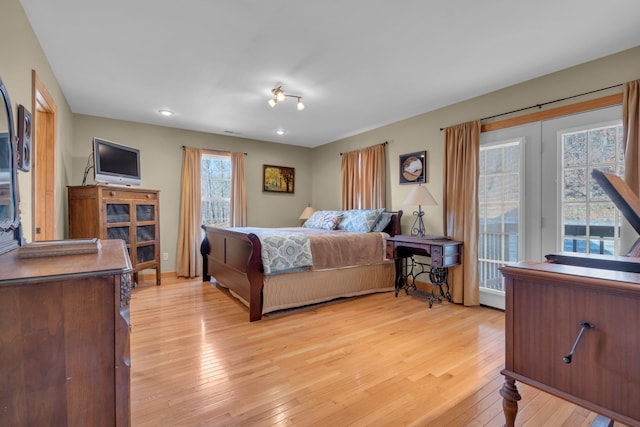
341, 150, 359, 209
623, 80, 640, 194
176, 147, 202, 278
341, 143, 386, 209
443, 120, 480, 306
230, 152, 247, 226
622, 80, 640, 255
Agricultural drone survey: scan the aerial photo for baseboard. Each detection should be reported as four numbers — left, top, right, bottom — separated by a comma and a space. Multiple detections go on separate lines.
138, 270, 178, 280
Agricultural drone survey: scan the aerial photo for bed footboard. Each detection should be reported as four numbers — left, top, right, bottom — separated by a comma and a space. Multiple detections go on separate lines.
202, 226, 264, 321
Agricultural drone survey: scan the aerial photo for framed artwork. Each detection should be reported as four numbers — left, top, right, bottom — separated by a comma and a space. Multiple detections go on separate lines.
263, 164, 295, 193
399, 151, 426, 184
17, 104, 31, 172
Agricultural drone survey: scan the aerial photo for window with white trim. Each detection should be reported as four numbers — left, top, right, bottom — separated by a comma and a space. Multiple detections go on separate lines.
560, 121, 624, 255
201, 153, 231, 227
478, 139, 523, 293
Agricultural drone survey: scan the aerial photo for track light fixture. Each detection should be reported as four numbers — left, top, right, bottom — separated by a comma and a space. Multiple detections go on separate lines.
268, 85, 304, 110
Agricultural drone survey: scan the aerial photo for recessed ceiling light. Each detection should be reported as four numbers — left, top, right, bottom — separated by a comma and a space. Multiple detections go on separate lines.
274, 128, 288, 136
158, 109, 174, 116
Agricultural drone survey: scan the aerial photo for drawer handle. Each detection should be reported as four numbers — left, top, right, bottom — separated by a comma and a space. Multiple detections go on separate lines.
562, 321, 595, 364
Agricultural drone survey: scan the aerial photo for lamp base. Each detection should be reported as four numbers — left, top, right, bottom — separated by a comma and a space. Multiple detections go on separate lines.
410, 208, 426, 237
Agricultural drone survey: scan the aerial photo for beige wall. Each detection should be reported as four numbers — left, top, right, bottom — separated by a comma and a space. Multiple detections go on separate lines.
0, 0, 74, 242
312, 46, 640, 236
72, 114, 312, 273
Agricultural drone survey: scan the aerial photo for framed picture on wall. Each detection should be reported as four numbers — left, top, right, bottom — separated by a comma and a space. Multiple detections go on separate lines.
399, 151, 426, 184
263, 164, 295, 193
17, 104, 32, 172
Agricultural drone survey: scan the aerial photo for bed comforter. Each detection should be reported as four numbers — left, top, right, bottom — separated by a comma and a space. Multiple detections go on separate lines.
227, 227, 388, 273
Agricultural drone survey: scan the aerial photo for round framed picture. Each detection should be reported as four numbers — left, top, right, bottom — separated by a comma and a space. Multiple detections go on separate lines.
399, 151, 426, 184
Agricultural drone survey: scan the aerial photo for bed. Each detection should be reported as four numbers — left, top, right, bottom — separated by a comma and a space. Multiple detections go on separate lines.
201, 209, 403, 321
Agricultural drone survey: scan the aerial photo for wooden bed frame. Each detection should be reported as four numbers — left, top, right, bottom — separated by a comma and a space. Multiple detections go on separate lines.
201, 210, 403, 321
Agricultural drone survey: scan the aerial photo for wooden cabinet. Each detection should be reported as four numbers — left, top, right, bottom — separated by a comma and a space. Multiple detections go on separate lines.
499, 261, 640, 427
68, 185, 161, 285
0, 239, 133, 426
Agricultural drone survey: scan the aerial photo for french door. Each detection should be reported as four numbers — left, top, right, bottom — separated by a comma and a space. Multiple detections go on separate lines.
478, 105, 622, 309
540, 107, 624, 257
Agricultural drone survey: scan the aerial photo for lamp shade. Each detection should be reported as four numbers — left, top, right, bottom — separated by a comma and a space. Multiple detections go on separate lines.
299, 206, 315, 220
403, 184, 437, 206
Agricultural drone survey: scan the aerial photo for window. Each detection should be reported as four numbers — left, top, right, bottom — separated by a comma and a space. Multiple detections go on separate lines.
201, 153, 231, 227
560, 121, 625, 255
478, 139, 523, 294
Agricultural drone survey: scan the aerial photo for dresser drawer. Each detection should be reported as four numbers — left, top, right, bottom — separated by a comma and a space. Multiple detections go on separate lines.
100, 188, 158, 202
430, 246, 443, 266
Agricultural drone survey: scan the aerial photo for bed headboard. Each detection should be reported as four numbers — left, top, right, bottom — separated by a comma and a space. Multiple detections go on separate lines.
385, 210, 403, 236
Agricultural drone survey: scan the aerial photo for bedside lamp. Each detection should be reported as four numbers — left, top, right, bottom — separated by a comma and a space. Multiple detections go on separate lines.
299, 206, 315, 225
403, 184, 437, 237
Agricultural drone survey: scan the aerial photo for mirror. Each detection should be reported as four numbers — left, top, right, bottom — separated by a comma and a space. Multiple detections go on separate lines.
0, 75, 22, 255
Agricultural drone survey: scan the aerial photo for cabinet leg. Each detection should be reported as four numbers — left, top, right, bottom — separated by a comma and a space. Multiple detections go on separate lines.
500, 377, 521, 427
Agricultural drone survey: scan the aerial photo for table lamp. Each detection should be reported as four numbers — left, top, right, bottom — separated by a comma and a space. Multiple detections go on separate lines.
299, 206, 315, 225
402, 184, 437, 237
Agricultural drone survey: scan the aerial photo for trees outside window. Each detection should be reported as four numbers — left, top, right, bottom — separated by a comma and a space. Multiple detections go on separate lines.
560, 122, 624, 255
201, 153, 231, 227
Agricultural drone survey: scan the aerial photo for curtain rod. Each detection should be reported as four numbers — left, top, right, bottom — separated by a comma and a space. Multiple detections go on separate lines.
340, 141, 388, 156
181, 145, 247, 155
439, 83, 622, 131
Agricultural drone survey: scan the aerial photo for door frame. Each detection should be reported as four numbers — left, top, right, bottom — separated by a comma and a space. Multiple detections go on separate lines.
32, 70, 57, 241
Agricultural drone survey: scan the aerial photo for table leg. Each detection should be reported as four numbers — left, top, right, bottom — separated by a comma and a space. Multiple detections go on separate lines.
394, 256, 415, 296
394, 257, 403, 297
500, 377, 521, 427
427, 266, 451, 306
404, 256, 421, 295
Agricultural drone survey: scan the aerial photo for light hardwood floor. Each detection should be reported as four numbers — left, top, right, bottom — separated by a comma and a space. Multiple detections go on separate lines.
130, 277, 611, 426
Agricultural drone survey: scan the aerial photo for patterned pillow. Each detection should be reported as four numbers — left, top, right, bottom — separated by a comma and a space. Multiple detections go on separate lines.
337, 208, 385, 232
303, 210, 344, 230
371, 212, 393, 232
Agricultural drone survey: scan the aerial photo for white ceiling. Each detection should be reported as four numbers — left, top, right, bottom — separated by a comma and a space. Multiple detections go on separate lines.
19, 0, 640, 148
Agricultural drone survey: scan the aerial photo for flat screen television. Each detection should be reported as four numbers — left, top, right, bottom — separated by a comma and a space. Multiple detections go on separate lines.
93, 137, 141, 186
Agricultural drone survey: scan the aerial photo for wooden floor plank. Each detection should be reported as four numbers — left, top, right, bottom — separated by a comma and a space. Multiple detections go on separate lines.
130, 277, 624, 426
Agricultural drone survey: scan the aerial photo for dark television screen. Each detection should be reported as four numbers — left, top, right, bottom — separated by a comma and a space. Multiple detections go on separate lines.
93, 137, 141, 186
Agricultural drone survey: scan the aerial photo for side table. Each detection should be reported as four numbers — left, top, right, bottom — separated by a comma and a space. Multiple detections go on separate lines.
385, 235, 463, 307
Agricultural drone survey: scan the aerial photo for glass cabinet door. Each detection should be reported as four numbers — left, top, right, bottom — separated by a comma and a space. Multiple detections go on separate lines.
136, 204, 155, 222
136, 225, 155, 243
107, 226, 130, 243
137, 245, 156, 263
106, 203, 130, 223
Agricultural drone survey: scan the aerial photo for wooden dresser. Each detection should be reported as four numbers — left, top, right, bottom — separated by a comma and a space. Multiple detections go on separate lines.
0, 239, 133, 426
500, 261, 640, 427
68, 185, 161, 285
